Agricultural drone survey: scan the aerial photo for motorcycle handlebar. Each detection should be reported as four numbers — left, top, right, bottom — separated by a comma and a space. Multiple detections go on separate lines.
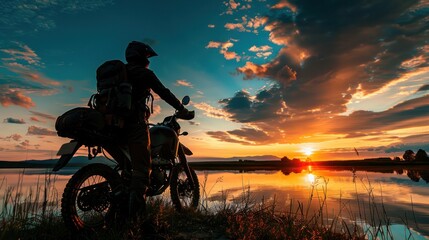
176, 110, 195, 120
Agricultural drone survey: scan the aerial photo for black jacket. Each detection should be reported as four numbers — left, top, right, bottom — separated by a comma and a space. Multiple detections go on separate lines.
126, 62, 183, 117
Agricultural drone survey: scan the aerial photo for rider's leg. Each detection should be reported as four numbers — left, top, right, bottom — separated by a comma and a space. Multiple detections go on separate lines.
126, 123, 151, 218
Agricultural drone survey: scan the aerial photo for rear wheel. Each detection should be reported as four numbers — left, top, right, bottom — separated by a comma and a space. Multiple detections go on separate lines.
170, 165, 200, 211
61, 163, 122, 233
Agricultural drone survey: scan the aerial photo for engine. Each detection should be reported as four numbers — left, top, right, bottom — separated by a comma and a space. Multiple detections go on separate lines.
150, 167, 167, 192
152, 156, 171, 166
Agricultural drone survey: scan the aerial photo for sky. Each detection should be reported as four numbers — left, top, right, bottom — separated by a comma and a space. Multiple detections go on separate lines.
0, 0, 428, 161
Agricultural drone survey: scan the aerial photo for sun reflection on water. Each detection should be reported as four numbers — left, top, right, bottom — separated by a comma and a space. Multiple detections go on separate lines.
306, 173, 315, 183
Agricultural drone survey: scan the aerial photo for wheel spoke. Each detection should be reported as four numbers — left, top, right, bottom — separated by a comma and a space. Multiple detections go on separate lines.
170, 166, 200, 211
62, 164, 122, 232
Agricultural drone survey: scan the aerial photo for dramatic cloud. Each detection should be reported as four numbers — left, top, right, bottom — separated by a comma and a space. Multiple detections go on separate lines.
175, 80, 193, 88
236, 0, 428, 113
227, 127, 271, 143
0, 42, 65, 107
3, 117, 26, 124
327, 95, 429, 135
0, 87, 36, 108
8, 65, 61, 87
209, 86, 429, 145
205, 0, 429, 147
382, 133, 429, 153
27, 126, 56, 136
418, 84, 429, 92
193, 102, 232, 120
206, 131, 249, 145
2, 43, 61, 88
237, 61, 296, 83
219, 87, 288, 123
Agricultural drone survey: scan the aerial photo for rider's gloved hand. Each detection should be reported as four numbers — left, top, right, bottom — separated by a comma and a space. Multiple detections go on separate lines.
177, 107, 195, 120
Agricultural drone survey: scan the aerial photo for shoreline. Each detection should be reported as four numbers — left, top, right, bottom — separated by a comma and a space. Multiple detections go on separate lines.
1, 159, 428, 171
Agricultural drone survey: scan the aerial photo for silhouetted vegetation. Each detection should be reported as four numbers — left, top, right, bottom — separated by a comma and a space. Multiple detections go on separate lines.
1, 171, 425, 239
402, 149, 429, 162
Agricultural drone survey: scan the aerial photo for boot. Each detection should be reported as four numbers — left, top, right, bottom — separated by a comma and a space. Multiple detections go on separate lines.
128, 187, 147, 220
128, 171, 149, 220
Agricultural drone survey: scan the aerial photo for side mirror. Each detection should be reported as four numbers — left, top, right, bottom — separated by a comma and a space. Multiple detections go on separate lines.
182, 96, 190, 106
181, 131, 189, 136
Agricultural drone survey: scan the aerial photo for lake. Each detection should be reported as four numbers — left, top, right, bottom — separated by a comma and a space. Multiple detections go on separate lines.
1, 166, 429, 239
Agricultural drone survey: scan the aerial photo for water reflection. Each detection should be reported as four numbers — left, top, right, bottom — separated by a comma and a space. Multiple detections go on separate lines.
1, 166, 429, 239
278, 165, 429, 184
199, 166, 429, 239
306, 173, 315, 184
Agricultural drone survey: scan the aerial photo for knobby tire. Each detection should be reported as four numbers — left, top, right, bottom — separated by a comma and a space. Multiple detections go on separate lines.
61, 163, 122, 233
170, 165, 200, 211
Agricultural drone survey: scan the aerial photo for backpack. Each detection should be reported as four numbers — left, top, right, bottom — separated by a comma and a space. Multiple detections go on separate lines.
89, 60, 132, 127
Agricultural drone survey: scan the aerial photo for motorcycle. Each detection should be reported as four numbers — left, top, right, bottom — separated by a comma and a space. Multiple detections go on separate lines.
53, 96, 199, 232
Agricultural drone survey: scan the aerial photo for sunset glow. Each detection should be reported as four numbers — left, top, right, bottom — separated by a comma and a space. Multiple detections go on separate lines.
0, 0, 428, 161
306, 173, 315, 184
302, 147, 314, 157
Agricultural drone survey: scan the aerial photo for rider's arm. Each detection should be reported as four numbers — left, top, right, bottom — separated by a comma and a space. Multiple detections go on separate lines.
147, 70, 184, 110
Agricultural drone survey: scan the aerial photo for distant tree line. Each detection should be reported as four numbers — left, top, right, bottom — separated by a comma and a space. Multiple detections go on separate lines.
401, 149, 429, 162
280, 156, 303, 164
280, 149, 429, 163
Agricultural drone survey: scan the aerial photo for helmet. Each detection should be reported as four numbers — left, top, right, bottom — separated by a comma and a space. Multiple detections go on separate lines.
125, 41, 158, 62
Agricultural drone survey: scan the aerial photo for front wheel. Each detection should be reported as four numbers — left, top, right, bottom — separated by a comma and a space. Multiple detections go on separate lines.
61, 163, 122, 233
170, 165, 200, 211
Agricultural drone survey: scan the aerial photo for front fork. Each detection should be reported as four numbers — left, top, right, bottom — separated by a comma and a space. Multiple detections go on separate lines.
177, 145, 196, 188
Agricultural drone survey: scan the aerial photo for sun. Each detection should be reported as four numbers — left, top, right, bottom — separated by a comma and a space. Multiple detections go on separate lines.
302, 147, 314, 157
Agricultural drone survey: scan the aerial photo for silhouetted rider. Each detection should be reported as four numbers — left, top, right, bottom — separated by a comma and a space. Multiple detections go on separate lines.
124, 41, 191, 217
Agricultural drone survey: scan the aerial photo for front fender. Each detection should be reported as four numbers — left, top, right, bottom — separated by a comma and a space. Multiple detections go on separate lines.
52, 141, 82, 171
180, 143, 193, 156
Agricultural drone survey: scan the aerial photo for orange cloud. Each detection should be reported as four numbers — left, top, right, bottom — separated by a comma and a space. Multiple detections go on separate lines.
237, 62, 269, 79
27, 126, 56, 136
225, 22, 246, 32
249, 45, 272, 52
5, 62, 61, 87
0, 88, 35, 108
225, 16, 267, 34
206, 41, 222, 48
30, 116, 43, 122
206, 40, 241, 61
271, 0, 297, 12
193, 102, 232, 120
1, 42, 41, 66
175, 79, 193, 88
1, 134, 23, 142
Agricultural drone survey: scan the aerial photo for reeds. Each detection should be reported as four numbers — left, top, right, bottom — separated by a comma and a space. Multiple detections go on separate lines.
0, 170, 65, 240
0, 170, 423, 240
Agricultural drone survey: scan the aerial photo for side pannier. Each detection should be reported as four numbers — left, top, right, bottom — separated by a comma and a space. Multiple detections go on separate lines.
55, 107, 106, 142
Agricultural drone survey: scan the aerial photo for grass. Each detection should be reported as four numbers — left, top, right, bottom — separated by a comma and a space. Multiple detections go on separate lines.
0, 170, 422, 240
